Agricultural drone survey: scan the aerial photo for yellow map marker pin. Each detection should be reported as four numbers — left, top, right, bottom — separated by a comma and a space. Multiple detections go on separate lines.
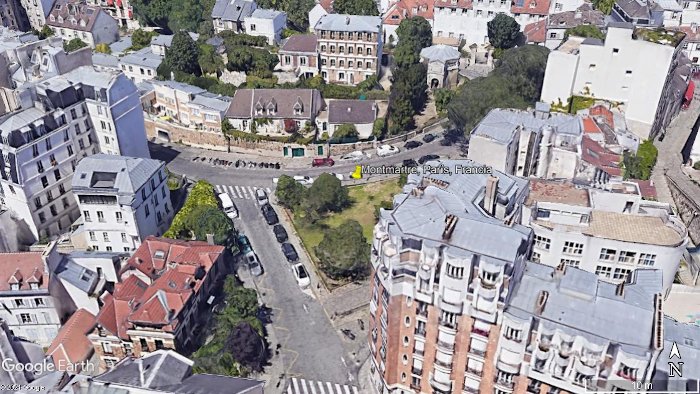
351, 165, 362, 179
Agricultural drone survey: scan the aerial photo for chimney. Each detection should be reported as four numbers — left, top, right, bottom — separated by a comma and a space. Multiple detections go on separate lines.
137, 359, 145, 386
346, 16, 350, 24
347, 106, 351, 113
615, 281, 625, 297
535, 290, 548, 316
554, 260, 566, 276
442, 214, 458, 240
483, 175, 499, 216
206, 234, 215, 245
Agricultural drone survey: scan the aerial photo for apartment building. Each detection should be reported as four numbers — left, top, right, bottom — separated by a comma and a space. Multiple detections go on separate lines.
72, 154, 173, 253
19, 0, 55, 30
46, 0, 120, 48
243, 8, 287, 45
0, 0, 30, 31
541, 3, 606, 49
118, 46, 162, 84
522, 179, 688, 293
318, 99, 378, 139
211, 0, 257, 34
88, 237, 226, 371
492, 265, 665, 394
611, 0, 681, 27
368, 159, 533, 394
382, 0, 433, 44
0, 250, 62, 347
541, 24, 691, 140
277, 34, 319, 78
226, 88, 325, 136
86, 0, 138, 29
315, 14, 383, 85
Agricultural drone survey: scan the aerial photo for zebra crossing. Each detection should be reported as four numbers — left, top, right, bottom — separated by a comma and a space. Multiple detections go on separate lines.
286, 378, 359, 394
214, 184, 272, 200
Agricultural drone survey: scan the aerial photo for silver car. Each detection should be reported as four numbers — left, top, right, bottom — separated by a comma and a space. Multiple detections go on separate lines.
245, 251, 263, 276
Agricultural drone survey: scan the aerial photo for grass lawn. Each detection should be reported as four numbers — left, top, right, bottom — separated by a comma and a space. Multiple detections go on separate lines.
292, 179, 402, 261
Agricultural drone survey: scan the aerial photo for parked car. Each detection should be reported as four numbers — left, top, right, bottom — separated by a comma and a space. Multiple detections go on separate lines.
273, 224, 288, 243
218, 193, 238, 219
293, 175, 314, 185
292, 263, 310, 288
422, 133, 436, 143
330, 173, 344, 181
244, 251, 263, 276
404, 140, 422, 150
255, 188, 268, 205
376, 144, 399, 157
339, 151, 368, 161
312, 157, 335, 167
281, 242, 299, 262
237, 234, 252, 254
261, 204, 279, 225
418, 154, 440, 164
402, 159, 418, 168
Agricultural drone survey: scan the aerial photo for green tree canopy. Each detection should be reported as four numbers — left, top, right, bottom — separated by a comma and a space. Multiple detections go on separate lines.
226, 46, 278, 76
131, 29, 157, 50
332, 0, 379, 15
198, 43, 225, 75
394, 17, 432, 68
623, 140, 657, 180
434, 89, 454, 113
331, 124, 359, 143
185, 205, 233, 245
94, 43, 112, 54
388, 63, 427, 134
225, 322, 266, 372
36, 25, 54, 39
314, 220, 370, 280
564, 24, 605, 40
494, 44, 550, 102
305, 173, 350, 214
165, 31, 201, 75
63, 38, 87, 52
487, 13, 521, 49
592, 0, 615, 14
275, 175, 307, 209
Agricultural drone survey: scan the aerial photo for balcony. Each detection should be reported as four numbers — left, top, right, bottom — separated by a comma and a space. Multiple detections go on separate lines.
416, 306, 428, 318
412, 367, 423, 376
463, 388, 479, 394
415, 328, 426, 337
435, 358, 452, 369
414, 348, 424, 357
437, 340, 454, 352
494, 376, 515, 390
468, 347, 486, 357
430, 375, 452, 392
439, 319, 458, 330
616, 370, 637, 382
471, 326, 489, 338
465, 368, 482, 379
410, 383, 421, 391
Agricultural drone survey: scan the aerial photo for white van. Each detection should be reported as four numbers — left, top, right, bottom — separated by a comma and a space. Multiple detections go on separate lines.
218, 193, 238, 219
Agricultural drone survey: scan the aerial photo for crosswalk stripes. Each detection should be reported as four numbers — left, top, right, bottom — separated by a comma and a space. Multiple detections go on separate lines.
214, 184, 273, 200
286, 378, 359, 394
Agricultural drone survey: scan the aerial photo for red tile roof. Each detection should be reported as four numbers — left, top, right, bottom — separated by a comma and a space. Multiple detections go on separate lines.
97, 237, 224, 338
582, 116, 602, 134
524, 19, 547, 44
0, 252, 47, 291
589, 105, 614, 128
434, 0, 472, 10
319, 0, 333, 12
47, 309, 96, 370
383, 0, 434, 26
581, 136, 622, 176
633, 180, 658, 200
511, 0, 550, 15
669, 25, 700, 43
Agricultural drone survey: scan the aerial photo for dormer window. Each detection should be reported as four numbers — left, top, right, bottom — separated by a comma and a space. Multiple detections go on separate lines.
266, 99, 277, 115
530, 0, 536, 7
10, 283, 19, 291
49, 15, 55, 22
293, 97, 303, 115
29, 283, 38, 290
57, 16, 63, 23
154, 250, 165, 259
70, 17, 76, 25
80, 19, 86, 27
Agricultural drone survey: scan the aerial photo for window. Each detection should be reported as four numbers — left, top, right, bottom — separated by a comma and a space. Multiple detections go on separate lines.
34, 298, 45, 306
531, 251, 541, 263
54, 169, 61, 181
599, 248, 616, 261
589, 64, 596, 71
102, 342, 112, 353
561, 259, 580, 268
14, 299, 24, 307
50, 205, 57, 216
613, 268, 631, 282
97, 211, 105, 222
625, 70, 632, 75
639, 253, 656, 266
41, 176, 48, 188
145, 204, 150, 217
78, 139, 85, 149
106, 246, 113, 252
83, 211, 91, 222
618, 251, 636, 264
549, 32, 557, 39
67, 145, 73, 156
595, 265, 612, 278
45, 138, 52, 150
331, 59, 336, 66
534, 235, 551, 250
103, 232, 109, 242
445, 262, 464, 279
32, 144, 39, 157
142, 189, 147, 200
19, 313, 33, 323
162, 186, 167, 199
35, 197, 42, 209
562, 241, 583, 255
613, 48, 619, 53
121, 233, 127, 242
62, 197, 69, 209
504, 326, 522, 342
89, 231, 96, 241
37, 161, 44, 173
47, 190, 53, 202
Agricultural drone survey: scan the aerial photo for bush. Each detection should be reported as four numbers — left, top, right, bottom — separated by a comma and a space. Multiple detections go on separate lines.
64, 38, 88, 52
221, 31, 269, 47
164, 180, 219, 239
694, 161, 700, 170
314, 220, 370, 280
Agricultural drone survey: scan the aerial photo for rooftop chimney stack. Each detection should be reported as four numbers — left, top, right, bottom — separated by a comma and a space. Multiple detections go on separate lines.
535, 290, 549, 316
442, 214, 458, 240
346, 16, 350, 24
615, 281, 625, 297
484, 175, 499, 216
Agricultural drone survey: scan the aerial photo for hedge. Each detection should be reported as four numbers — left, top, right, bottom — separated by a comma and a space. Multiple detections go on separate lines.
164, 180, 218, 238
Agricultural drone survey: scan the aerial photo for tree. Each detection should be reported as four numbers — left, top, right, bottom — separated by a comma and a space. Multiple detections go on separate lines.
276, 175, 307, 209
169, 0, 205, 32
226, 322, 267, 372
434, 89, 454, 113
198, 43, 225, 75
564, 25, 605, 40
314, 220, 370, 280
131, 28, 156, 50
185, 205, 233, 245
394, 17, 432, 68
623, 140, 657, 180
94, 43, 112, 54
332, 0, 379, 15
487, 13, 521, 49
591, 0, 615, 14
286, 0, 315, 31
372, 118, 385, 138
305, 173, 350, 214
494, 44, 550, 102
388, 63, 428, 134
165, 31, 200, 75
63, 38, 87, 52
36, 25, 54, 39
331, 124, 359, 143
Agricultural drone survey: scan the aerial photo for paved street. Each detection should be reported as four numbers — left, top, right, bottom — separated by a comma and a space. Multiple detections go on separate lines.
232, 196, 356, 389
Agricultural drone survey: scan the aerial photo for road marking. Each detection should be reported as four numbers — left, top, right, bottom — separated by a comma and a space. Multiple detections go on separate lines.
326, 382, 334, 394
340, 356, 347, 367
215, 184, 224, 193
227, 185, 236, 198
234, 185, 242, 198
334, 384, 342, 394
343, 385, 351, 394
302, 304, 308, 313
292, 377, 301, 394
247, 186, 255, 198
309, 380, 318, 394
241, 186, 250, 199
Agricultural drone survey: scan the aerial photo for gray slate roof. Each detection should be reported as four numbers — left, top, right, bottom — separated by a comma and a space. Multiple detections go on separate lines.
314, 13, 381, 33
506, 263, 661, 357
120, 47, 162, 69
547, 3, 605, 29
151, 32, 200, 48
472, 108, 583, 144
250, 8, 285, 19
328, 99, 376, 124
109, 36, 132, 56
653, 317, 700, 391
384, 159, 531, 264
212, 0, 256, 22
92, 53, 120, 68
420, 44, 461, 63
53, 256, 99, 294
72, 154, 164, 196
191, 93, 233, 113
227, 88, 325, 120
152, 79, 206, 95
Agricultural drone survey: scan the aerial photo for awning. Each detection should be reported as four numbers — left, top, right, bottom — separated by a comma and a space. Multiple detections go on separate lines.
685, 80, 695, 102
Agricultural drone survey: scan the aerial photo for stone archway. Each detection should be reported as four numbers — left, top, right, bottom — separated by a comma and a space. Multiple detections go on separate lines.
431, 78, 440, 89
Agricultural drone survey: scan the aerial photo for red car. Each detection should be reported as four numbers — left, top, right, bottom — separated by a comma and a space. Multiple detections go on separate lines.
312, 157, 335, 167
